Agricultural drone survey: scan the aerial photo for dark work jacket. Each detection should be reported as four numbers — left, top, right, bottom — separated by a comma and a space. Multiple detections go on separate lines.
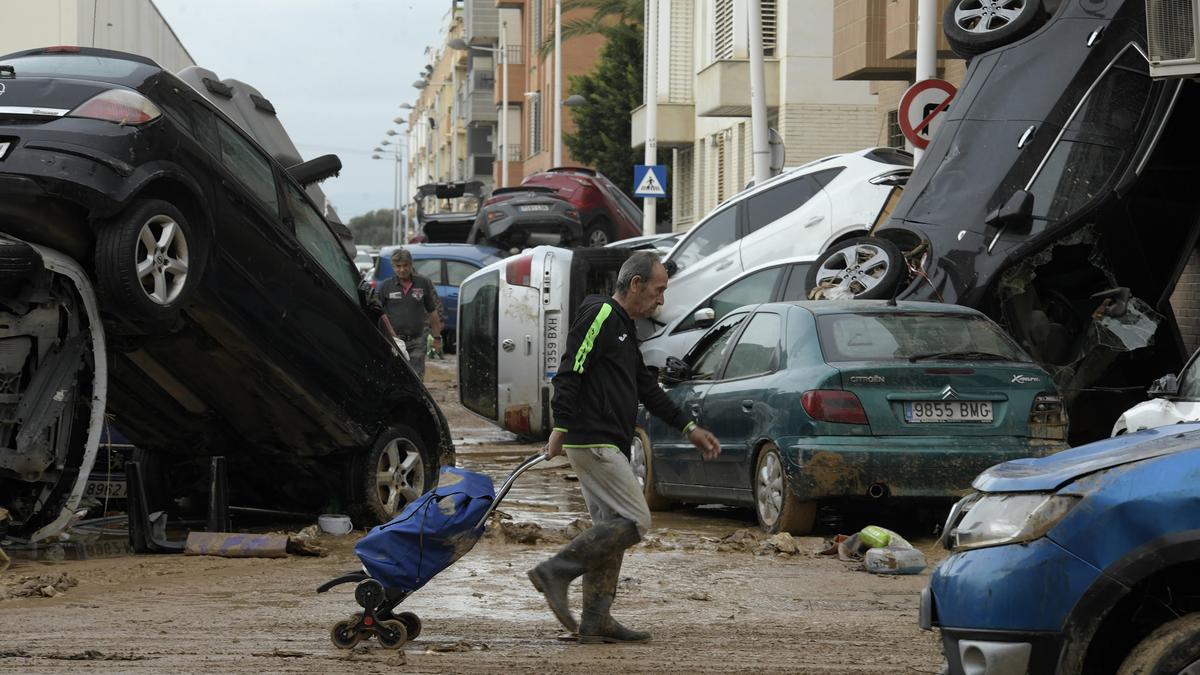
551, 295, 693, 456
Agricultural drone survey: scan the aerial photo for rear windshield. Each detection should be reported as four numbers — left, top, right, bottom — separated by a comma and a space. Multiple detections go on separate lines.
816, 312, 1029, 363
459, 271, 500, 419
1, 54, 157, 81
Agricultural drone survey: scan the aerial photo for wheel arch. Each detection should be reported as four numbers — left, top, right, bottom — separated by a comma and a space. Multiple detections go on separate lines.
1064, 531, 1200, 673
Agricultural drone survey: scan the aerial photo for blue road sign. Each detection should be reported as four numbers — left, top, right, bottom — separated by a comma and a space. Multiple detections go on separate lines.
633, 164, 668, 198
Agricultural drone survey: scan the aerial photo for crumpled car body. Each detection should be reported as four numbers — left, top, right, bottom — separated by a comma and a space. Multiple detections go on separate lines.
467, 186, 582, 250
0, 47, 453, 540
415, 182, 484, 244
868, 0, 1196, 441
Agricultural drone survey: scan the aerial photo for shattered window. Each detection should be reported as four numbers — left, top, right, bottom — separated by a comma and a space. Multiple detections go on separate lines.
816, 312, 1029, 363
1028, 141, 1122, 227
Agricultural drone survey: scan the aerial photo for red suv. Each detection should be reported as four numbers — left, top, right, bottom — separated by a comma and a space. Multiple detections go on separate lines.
521, 167, 643, 247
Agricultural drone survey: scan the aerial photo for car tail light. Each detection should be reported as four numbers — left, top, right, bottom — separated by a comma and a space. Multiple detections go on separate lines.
801, 390, 868, 425
487, 210, 505, 223
565, 207, 579, 220
68, 90, 161, 125
1029, 393, 1068, 438
505, 254, 533, 287
504, 405, 531, 436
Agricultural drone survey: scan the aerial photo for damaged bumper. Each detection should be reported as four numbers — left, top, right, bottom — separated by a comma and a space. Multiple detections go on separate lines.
781, 436, 1066, 500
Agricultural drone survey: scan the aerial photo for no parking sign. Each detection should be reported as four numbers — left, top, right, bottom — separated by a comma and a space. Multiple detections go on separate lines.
898, 79, 957, 151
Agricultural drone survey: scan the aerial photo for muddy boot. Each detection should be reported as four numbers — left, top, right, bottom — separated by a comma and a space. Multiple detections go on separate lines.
527, 518, 641, 633
579, 556, 650, 644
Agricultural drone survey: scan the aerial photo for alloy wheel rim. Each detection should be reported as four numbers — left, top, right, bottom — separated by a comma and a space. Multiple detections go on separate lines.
375, 439, 425, 515
135, 214, 190, 305
630, 435, 647, 489
955, 0, 1026, 34
589, 229, 609, 247
1181, 661, 1200, 675
756, 452, 783, 527
814, 243, 891, 297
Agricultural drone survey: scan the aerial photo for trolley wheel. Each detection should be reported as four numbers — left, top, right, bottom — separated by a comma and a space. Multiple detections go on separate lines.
397, 611, 422, 640
354, 579, 386, 610
330, 619, 363, 649
377, 619, 408, 649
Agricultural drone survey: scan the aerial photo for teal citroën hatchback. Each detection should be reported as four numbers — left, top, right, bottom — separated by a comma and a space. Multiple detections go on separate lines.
633, 300, 1068, 534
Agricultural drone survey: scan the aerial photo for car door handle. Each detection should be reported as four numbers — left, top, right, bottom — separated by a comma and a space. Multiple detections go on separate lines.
685, 399, 703, 416
741, 399, 754, 413
803, 216, 824, 228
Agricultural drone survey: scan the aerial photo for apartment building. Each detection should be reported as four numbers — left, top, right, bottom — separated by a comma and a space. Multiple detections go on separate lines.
634, 0, 880, 232
0, 0, 193, 71
406, 9, 464, 199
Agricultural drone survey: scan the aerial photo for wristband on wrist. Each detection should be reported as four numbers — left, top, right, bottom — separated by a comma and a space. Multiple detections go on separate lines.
682, 421, 697, 436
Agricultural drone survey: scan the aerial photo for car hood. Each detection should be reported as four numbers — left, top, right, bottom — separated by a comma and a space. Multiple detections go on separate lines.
973, 423, 1200, 493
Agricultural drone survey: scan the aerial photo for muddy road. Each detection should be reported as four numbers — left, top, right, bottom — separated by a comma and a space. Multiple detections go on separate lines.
1, 357, 946, 673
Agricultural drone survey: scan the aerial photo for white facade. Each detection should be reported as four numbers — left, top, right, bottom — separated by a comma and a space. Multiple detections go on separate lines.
0, 0, 194, 72
635, 0, 878, 231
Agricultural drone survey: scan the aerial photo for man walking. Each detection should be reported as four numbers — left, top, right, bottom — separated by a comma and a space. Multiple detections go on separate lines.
528, 251, 721, 644
378, 248, 442, 381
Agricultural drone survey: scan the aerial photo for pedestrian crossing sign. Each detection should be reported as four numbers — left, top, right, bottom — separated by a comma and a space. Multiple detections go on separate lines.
633, 164, 668, 198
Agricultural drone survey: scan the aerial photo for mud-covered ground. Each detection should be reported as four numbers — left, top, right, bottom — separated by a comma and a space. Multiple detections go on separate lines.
0, 357, 947, 673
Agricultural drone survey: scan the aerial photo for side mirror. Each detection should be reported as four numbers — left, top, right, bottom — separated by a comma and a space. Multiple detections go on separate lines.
1149, 374, 1179, 398
693, 307, 716, 328
288, 154, 342, 186
985, 189, 1034, 235
661, 356, 691, 384
359, 279, 383, 316
664, 259, 678, 277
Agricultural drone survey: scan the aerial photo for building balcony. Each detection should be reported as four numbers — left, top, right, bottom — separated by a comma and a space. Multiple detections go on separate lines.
694, 59, 779, 117
885, 0, 958, 59
834, 0, 914, 80
630, 102, 695, 149
494, 60, 525, 105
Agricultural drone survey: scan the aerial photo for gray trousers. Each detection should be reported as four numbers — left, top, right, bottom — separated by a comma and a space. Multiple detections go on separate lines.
402, 330, 428, 381
565, 446, 652, 537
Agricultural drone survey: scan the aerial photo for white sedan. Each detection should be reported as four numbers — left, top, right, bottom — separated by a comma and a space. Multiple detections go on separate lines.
1112, 352, 1200, 435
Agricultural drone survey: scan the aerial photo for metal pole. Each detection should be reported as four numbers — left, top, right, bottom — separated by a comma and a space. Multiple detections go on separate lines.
501, 21, 509, 188
642, 0, 658, 236
401, 133, 409, 242
748, 0, 770, 185
392, 149, 400, 245
553, 0, 563, 166
450, 69, 459, 181
915, 0, 937, 163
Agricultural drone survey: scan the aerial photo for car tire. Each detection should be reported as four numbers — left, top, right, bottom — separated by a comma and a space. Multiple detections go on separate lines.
1116, 613, 1200, 675
806, 236, 906, 300
754, 444, 816, 535
95, 199, 200, 330
351, 424, 438, 526
584, 218, 613, 248
631, 427, 675, 511
0, 238, 41, 282
943, 0, 1049, 59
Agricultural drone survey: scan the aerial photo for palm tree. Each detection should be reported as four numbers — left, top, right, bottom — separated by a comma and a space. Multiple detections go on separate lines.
536, 0, 643, 57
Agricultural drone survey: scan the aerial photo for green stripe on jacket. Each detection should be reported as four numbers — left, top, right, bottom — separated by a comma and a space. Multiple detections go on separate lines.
572, 303, 612, 374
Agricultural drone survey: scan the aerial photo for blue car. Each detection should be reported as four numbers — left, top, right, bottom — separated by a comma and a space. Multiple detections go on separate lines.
375, 244, 504, 353
924, 423, 1200, 674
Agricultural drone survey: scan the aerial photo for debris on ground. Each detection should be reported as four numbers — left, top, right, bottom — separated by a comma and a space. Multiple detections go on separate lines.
44, 650, 150, 661
485, 515, 590, 546
762, 532, 800, 555
820, 526, 927, 575
251, 649, 309, 658
185, 532, 290, 558
2, 572, 78, 599
285, 534, 326, 557
426, 640, 490, 653
686, 591, 713, 601
717, 528, 763, 552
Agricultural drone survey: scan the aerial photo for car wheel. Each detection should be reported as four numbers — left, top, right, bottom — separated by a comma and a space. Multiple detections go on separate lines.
585, 218, 613, 247
806, 236, 905, 300
943, 0, 1049, 59
1117, 613, 1200, 675
95, 199, 200, 329
754, 444, 816, 535
630, 427, 675, 511
352, 424, 437, 525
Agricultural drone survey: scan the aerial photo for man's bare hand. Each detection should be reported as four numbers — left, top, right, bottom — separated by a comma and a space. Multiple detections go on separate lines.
543, 429, 566, 459
687, 426, 721, 460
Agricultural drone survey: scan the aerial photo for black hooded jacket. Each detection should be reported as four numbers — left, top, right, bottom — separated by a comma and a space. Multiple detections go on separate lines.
551, 295, 693, 455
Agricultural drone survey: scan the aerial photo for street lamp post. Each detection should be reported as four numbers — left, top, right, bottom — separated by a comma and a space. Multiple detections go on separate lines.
553, 0, 563, 167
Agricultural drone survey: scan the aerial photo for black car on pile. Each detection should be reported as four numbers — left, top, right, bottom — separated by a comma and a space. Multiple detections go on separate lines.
0, 46, 452, 539
806, 0, 1200, 442
467, 186, 582, 249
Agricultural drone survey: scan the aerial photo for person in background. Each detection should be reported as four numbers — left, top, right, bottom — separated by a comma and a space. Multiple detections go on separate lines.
378, 248, 441, 380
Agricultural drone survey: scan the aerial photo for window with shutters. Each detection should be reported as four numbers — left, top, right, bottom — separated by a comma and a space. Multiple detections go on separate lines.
529, 92, 542, 157
887, 110, 904, 149
531, 0, 543, 63
761, 0, 777, 57
676, 146, 694, 221
716, 134, 727, 204
714, 0, 734, 60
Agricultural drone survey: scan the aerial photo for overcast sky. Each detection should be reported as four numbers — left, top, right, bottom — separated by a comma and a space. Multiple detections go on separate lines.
154, 0, 452, 222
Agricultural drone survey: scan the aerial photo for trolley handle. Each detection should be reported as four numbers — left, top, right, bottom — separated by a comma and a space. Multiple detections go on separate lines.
475, 452, 546, 529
